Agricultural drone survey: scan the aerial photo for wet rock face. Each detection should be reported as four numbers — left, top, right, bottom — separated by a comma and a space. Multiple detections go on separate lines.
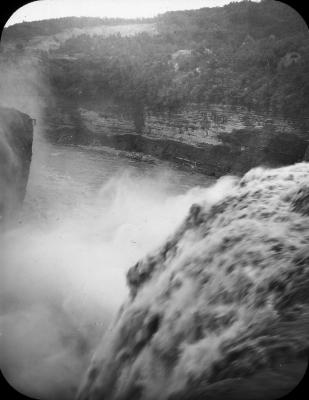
77, 162, 309, 400
0, 106, 33, 222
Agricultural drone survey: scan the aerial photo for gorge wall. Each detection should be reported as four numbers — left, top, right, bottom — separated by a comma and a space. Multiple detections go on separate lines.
77, 162, 309, 400
0, 106, 33, 223
44, 99, 308, 177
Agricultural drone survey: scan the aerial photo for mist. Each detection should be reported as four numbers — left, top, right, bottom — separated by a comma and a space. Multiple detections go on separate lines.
0, 142, 226, 399
0, 48, 49, 121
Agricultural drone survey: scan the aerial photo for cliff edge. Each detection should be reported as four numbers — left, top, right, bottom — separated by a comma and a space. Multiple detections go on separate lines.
78, 162, 309, 400
0, 106, 33, 223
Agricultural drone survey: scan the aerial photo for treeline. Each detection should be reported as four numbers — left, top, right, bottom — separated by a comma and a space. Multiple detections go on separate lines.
44, 1, 309, 118
48, 33, 181, 110
2, 16, 153, 44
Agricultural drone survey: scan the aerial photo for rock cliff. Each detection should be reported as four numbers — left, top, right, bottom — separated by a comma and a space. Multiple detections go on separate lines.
44, 100, 308, 177
0, 106, 33, 223
77, 162, 309, 400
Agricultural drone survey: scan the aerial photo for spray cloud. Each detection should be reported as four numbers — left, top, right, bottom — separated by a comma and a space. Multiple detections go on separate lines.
0, 147, 222, 399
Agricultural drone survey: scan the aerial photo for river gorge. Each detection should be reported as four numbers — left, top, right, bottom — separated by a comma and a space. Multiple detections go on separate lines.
1, 3, 309, 399
1, 112, 308, 400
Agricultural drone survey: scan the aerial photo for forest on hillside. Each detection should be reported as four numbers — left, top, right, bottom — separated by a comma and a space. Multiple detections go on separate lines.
2, 16, 152, 43
2, 0, 309, 120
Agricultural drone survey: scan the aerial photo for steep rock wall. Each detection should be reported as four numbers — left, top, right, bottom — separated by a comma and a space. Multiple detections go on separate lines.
77, 162, 309, 400
0, 106, 33, 222
44, 100, 308, 176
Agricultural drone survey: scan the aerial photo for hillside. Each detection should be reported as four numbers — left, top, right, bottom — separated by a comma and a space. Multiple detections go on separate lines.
2, 1, 309, 118
1, 16, 154, 43
1, 1, 308, 175
24, 1, 309, 119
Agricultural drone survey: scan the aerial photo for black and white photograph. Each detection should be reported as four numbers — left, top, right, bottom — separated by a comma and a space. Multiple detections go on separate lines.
0, 1, 308, 399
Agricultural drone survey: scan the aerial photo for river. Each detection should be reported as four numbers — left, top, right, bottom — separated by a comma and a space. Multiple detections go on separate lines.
23, 138, 215, 223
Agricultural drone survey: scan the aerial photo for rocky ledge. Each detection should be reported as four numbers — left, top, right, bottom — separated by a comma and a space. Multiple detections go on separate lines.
77, 162, 309, 400
0, 106, 33, 223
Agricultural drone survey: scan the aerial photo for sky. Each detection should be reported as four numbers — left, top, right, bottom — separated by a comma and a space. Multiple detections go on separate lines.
5, 0, 258, 27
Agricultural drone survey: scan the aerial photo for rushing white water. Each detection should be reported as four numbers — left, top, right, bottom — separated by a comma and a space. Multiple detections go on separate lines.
0, 137, 214, 399
76, 162, 309, 400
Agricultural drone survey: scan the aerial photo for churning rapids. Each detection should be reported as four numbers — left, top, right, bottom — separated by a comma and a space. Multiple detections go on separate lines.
1, 137, 308, 400
0, 137, 215, 399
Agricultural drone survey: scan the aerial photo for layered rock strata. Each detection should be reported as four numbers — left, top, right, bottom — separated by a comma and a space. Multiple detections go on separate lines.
45, 101, 308, 176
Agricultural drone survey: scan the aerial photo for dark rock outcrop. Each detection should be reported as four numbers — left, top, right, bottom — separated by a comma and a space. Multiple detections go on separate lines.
77, 162, 309, 400
305, 145, 309, 162
0, 106, 33, 222
219, 128, 308, 173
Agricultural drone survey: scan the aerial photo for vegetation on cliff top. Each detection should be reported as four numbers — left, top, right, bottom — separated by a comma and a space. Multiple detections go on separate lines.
2, 1, 309, 120
44, 0, 309, 119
